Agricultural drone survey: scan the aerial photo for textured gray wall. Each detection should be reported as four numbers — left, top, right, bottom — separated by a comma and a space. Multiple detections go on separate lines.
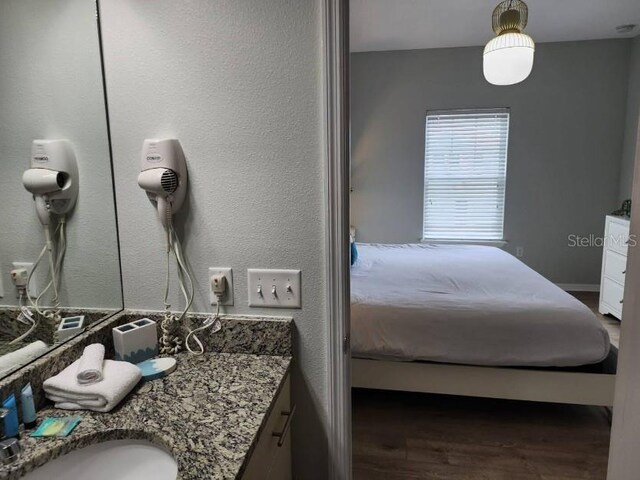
99, 1, 328, 478
619, 35, 640, 202
351, 40, 631, 285
0, 0, 122, 309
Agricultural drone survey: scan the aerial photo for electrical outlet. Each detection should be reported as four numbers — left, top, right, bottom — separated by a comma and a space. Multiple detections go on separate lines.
12, 262, 37, 297
247, 269, 301, 308
516, 247, 524, 258
209, 267, 233, 306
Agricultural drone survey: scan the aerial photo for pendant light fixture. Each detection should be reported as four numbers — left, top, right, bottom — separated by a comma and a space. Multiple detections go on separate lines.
483, 0, 535, 86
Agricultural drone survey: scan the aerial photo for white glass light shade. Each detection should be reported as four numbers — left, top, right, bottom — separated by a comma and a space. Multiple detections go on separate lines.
483, 33, 535, 85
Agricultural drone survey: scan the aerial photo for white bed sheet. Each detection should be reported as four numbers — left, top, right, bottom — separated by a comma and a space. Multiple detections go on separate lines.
351, 244, 610, 367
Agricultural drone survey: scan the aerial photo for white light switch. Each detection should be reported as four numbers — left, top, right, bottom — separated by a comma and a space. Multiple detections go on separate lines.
247, 269, 301, 308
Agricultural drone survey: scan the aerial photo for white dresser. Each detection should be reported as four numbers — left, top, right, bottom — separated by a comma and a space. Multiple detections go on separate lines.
599, 215, 631, 320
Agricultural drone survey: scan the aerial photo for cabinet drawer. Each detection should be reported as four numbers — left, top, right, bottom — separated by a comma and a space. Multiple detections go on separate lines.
601, 278, 624, 318
266, 428, 292, 480
242, 376, 292, 480
607, 220, 630, 257
603, 249, 628, 286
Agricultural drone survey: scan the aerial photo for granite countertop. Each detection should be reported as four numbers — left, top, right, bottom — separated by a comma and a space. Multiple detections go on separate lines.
1, 351, 291, 480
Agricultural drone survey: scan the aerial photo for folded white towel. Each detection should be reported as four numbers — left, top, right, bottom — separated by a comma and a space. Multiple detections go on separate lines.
76, 343, 105, 385
43, 359, 141, 412
0, 340, 49, 375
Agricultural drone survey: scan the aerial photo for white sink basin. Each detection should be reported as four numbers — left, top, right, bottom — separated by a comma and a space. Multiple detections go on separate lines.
23, 439, 178, 480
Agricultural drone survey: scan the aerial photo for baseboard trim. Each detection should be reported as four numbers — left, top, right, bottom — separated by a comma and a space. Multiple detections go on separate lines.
557, 283, 600, 292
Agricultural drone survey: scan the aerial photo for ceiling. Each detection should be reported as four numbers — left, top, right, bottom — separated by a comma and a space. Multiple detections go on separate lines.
351, 0, 640, 52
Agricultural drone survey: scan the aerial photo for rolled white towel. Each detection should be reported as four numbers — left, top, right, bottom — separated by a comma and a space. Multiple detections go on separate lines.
0, 341, 49, 375
76, 343, 105, 385
44, 359, 141, 413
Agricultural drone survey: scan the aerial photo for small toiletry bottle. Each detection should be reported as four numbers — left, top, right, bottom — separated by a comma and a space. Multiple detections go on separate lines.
21, 383, 37, 429
2, 394, 19, 438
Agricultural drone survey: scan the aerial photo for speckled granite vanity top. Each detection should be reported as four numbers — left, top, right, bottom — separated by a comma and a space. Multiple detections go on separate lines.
1, 351, 291, 480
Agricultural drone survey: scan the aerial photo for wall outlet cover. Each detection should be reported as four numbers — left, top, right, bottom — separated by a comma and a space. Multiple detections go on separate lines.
247, 268, 301, 308
12, 262, 37, 298
209, 267, 233, 306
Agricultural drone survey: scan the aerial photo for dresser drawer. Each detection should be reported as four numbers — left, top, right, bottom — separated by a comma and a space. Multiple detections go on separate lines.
601, 278, 624, 318
603, 249, 628, 286
607, 220, 630, 257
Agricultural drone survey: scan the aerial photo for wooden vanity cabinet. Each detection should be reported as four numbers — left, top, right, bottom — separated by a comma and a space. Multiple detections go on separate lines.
241, 375, 292, 480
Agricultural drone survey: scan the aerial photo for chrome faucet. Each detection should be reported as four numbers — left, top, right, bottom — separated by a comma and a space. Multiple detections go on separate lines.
0, 408, 21, 465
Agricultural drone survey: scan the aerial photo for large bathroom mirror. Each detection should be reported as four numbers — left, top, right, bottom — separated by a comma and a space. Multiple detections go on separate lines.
0, 0, 122, 378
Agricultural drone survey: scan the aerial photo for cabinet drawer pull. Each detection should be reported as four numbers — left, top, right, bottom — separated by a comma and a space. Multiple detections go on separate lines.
272, 404, 296, 447
623, 270, 627, 275
620, 299, 624, 304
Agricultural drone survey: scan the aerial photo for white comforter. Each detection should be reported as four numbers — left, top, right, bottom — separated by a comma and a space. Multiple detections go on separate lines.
351, 244, 610, 367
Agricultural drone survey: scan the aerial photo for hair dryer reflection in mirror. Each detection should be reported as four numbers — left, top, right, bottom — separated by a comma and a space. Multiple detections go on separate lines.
23, 140, 78, 226
20, 140, 79, 328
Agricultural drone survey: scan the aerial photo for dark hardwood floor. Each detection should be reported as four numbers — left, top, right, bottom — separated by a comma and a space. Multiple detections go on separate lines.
353, 292, 616, 480
353, 389, 610, 479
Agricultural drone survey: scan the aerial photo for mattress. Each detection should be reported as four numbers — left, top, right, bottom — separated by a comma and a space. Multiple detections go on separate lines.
351, 244, 610, 367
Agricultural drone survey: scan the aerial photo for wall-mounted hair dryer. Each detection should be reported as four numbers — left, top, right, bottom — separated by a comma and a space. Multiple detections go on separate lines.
137, 139, 188, 228
138, 138, 194, 356
22, 140, 79, 225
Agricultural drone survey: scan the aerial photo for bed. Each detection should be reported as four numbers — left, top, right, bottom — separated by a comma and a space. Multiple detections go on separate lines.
351, 243, 616, 406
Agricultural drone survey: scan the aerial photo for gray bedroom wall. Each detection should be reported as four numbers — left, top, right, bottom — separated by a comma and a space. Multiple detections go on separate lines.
351, 40, 631, 285
619, 35, 640, 202
0, 0, 122, 309
99, 1, 328, 478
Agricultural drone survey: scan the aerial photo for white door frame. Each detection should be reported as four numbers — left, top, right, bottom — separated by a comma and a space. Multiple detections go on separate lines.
322, 0, 351, 479
608, 119, 640, 479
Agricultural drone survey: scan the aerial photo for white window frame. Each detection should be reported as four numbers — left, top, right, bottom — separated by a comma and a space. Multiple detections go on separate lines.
422, 108, 509, 244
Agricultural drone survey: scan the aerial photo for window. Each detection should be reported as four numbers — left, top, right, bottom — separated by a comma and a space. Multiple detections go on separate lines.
423, 109, 509, 241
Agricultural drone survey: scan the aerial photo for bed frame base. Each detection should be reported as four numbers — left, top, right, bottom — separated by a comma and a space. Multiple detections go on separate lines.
352, 359, 616, 407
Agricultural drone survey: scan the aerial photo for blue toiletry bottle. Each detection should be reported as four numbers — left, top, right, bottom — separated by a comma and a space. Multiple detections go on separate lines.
21, 383, 37, 429
2, 394, 19, 438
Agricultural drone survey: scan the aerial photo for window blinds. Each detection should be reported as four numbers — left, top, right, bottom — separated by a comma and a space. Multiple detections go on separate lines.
423, 109, 509, 241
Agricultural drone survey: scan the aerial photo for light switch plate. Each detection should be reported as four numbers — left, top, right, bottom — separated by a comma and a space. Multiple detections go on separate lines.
12, 262, 36, 298
209, 267, 233, 306
247, 269, 301, 308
